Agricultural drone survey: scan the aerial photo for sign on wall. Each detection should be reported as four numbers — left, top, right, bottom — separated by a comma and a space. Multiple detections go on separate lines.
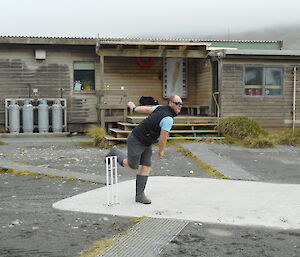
163, 58, 187, 98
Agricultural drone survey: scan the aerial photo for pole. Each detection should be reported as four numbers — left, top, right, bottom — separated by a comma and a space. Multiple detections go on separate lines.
293, 67, 297, 132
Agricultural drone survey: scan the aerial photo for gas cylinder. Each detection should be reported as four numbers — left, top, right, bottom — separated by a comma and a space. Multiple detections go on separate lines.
22, 100, 33, 133
38, 99, 49, 133
52, 99, 63, 133
8, 99, 20, 133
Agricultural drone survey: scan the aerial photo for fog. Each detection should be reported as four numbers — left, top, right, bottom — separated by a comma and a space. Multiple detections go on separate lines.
1, 0, 300, 39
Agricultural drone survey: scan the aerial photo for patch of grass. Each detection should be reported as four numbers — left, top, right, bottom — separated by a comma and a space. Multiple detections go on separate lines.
86, 125, 110, 148
129, 216, 147, 224
78, 237, 117, 257
218, 116, 267, 140
218, 117, 274, 148
176, 146, 227, 179
0, 141, 6, 145
78, 216, 144, 257
0, 168, 102, 185
0, 127, 6, 133
79, 142, 95, 147
271, 128, 300, 147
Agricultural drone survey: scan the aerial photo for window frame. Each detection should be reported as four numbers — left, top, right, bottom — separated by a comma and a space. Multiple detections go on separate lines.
243, 65, 284, 98
73, 61, 96, 93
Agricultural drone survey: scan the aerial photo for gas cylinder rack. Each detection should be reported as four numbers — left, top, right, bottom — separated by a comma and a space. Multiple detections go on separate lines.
5, 98, 67, 133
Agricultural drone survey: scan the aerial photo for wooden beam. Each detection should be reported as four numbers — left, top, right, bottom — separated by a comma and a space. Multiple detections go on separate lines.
179, 45, 188, 51
96, 48, 208, 58
99, 55, 104, 89
97, 40, 210, 47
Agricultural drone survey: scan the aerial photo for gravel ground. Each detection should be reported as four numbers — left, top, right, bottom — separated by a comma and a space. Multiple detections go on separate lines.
0, 139, 209, 183
160, 222, 300, 257
0, 173, 134, 257
0, 136, 299, 257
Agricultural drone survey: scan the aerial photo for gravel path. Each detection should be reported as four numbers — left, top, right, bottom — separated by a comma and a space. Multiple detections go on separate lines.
0, 136, 299, 257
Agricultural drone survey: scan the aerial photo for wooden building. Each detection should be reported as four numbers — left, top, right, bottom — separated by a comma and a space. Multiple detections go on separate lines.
220, 49, 300, 128
0, 36, 298, 134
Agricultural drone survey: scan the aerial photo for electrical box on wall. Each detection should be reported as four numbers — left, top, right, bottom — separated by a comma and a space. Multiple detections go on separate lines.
35, 49, 46, 60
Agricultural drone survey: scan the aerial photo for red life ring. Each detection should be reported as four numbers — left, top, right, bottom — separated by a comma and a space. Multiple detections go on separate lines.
135, 57, 155, 67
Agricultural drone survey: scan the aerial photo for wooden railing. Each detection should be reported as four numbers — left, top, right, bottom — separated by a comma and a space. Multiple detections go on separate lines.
96, 89, 128, 128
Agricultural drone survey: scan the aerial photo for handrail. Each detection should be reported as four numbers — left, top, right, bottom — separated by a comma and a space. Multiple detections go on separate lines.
212, 92, 220, 120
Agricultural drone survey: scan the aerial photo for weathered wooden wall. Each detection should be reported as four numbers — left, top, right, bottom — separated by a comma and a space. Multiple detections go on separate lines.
0, 46, 212, 131
221, 59, 300, 128
0, 45, 100, 130
103, 57, 164, 104
196, 59, 212, 108
102, 57, 211, 106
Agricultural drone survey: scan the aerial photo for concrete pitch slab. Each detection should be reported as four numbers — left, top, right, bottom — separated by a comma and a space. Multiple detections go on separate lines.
53, 176, 300, 230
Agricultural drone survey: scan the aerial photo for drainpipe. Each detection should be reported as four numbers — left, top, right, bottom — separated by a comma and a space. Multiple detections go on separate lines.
293, 67, 297, 132
209, 50, 225, 121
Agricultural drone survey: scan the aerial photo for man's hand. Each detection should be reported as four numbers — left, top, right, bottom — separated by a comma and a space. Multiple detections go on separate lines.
127, 101, 136, 112
158, 130, 168, 158
159, 149, 165, 158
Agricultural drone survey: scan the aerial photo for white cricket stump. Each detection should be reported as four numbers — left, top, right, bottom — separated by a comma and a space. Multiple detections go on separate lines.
105, 156, 119, 206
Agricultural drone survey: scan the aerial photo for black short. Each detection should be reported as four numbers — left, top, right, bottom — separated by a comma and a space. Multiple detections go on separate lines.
127, 133, 152, 169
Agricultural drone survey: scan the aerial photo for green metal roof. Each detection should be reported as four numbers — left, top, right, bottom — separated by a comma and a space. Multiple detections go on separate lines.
206, 40, 282, 50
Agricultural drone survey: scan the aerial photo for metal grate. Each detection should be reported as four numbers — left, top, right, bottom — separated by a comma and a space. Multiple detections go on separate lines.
97, 217, 188, 257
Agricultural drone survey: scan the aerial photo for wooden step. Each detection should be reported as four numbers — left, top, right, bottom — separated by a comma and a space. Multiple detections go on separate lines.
105, 135, 225, 144
118, 122, 218, 127
127, 115, 219, 124
110, 128, 218, 135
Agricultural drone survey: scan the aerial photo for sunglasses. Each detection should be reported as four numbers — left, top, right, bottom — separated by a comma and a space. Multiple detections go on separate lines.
172, 101, 183, 107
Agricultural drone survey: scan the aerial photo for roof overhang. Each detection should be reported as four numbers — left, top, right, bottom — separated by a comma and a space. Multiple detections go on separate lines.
0, 36, 96, 46
224, 49, 300, 60
96, 38, 210, 58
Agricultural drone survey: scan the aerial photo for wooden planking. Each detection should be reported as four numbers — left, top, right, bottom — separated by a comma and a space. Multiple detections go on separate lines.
196, 59, 212, 108
105, 135, 224, 145
118, 122, 218, 127
221, 61, 300, 128
110, 128, 218, 134
0, 46, 214, 129
0, 46, 105, 126
102, 57, 164, 104
0, 49, 72, 125
100, 57, 210, 106
127, 115, 218, 124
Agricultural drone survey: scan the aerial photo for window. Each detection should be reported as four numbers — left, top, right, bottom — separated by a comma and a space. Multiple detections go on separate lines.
74, 62, 95, 91
244, 66, 283, 96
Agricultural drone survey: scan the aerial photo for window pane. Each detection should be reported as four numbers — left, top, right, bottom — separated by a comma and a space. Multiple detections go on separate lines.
245, 67, 263, 96
74, 62, 95, 91
74, 62, 95, 70
245, 67, 263, 85
265, 68, 283, 96
265, 68, 283, 85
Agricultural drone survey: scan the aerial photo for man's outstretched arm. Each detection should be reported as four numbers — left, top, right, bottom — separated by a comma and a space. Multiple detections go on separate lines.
127, 101, 154, 115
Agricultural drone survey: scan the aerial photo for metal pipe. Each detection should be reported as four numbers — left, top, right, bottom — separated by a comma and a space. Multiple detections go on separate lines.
293, 67, 297, 132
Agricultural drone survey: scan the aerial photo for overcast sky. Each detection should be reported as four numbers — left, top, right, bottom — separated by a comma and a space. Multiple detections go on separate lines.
1, 0, 300, 39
